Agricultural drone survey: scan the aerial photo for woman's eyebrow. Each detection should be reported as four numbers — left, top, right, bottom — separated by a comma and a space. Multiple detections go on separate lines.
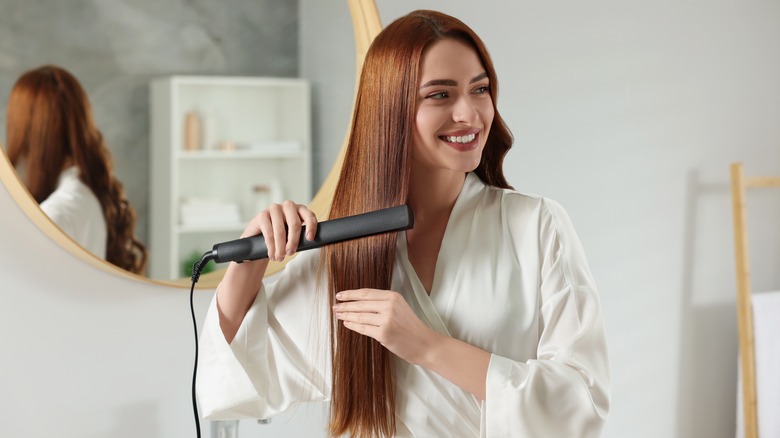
419, 72, 488, 89
470, 72, 488, 83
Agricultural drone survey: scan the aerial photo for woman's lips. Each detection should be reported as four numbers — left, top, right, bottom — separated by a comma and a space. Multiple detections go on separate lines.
439, 131, 480, 151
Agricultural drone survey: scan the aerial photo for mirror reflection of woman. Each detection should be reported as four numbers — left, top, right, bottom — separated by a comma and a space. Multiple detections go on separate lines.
5, 65, 147, 275
198, 10, 610, 437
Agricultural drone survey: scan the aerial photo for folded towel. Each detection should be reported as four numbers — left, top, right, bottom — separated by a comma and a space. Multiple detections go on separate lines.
180, 198, 242, 227
736, 290, 780, 438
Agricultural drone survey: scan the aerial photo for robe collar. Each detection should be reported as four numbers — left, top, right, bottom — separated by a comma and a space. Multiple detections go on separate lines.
396, 172, 486, 335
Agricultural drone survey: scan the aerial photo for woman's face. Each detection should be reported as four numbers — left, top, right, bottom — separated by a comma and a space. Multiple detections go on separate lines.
412, 38, 494, 176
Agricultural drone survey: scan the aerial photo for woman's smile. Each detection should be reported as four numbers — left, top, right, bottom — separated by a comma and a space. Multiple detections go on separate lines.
439, 129, 481, 151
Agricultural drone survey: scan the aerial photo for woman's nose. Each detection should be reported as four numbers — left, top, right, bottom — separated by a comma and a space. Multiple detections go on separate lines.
451, 96, 479, 123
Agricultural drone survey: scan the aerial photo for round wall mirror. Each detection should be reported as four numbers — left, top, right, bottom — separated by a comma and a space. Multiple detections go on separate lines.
0, 0, 382, 288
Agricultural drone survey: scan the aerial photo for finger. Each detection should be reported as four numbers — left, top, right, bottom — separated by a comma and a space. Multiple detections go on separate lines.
298, 205, 318, 241
241, 210, 267, 239
335, 311, 381, 327
333, 300, 382, 313
237, 211, 274, 266
244, 210, 274, 253
281, 200, 302, 256
341, 320, 380, 340
268, 204, 287, 261
335, 288, 390, 302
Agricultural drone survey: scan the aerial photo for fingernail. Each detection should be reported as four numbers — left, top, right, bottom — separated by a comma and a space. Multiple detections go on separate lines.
335, 292, 343, 300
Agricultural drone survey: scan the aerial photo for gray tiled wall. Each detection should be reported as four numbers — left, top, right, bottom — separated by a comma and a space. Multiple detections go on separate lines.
0, 0, 298, 245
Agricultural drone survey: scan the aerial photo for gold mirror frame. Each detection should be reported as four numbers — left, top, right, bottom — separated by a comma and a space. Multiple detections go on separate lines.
0, 0, 382, 289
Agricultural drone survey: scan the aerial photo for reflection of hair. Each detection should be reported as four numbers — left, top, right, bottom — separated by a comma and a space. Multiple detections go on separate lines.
323, 10, 513, 437
6, 65, 147, 274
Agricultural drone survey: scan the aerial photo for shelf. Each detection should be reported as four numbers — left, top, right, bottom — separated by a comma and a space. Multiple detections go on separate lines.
149, 75, 311, 279
177, 223, 246, 234
178, 149, 303, 160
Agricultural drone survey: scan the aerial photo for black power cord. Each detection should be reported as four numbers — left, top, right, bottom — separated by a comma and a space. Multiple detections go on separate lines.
184, 205, 413, 437
190, 251, 215, 438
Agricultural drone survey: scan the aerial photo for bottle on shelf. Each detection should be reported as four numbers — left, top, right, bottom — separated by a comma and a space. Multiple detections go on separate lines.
183, 111, 201, 151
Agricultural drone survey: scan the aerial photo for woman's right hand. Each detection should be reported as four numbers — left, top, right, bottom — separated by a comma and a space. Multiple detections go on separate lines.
218, 200, 318, 343
241, 200, 319, 262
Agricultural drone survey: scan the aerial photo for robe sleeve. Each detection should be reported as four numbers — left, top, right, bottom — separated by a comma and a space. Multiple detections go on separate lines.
196, 249, 331, 420
485, 197, 611, 437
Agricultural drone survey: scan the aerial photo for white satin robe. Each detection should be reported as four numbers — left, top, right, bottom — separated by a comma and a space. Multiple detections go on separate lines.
40, 166, 107, 259
197, 173, 611, 437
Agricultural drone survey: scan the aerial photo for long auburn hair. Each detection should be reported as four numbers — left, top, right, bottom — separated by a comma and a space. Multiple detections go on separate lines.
323, 10, 513, 437
6, 65, 147, 275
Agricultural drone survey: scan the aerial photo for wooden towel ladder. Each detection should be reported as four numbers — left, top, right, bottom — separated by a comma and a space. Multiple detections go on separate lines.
729, 162, 780, 438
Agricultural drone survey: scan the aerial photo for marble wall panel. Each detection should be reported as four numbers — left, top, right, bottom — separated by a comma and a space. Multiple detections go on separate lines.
0, 0, 299, 244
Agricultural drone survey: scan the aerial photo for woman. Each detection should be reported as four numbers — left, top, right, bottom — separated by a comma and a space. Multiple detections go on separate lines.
198, 10, 610, 437
6, 65, 147, 275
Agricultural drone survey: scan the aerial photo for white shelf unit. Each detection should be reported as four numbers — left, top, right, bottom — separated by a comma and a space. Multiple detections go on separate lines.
149, 76, 311, 279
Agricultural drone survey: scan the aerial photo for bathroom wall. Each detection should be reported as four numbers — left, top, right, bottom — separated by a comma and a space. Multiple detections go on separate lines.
0, 180, 330, 437
0, 0, 299, 244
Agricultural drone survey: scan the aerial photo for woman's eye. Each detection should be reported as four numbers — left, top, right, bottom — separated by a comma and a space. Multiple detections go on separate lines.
473, 85, 490, 94
426, 91, 449, 99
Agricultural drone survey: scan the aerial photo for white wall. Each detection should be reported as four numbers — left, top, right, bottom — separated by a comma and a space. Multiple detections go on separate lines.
0, 181, 203, 436
0, 181, 329, 437
301, 1, 780, 437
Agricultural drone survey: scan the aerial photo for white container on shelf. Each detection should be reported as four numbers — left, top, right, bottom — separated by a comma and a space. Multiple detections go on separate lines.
252, 185, 271, 216
269, 178, 284, 204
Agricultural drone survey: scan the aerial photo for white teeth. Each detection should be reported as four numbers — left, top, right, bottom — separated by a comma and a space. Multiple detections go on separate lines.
443, 133, 475, 144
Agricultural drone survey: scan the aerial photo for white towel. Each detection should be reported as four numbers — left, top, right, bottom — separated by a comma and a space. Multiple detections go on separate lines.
736, 290, 780, 438
179, 198, 242, 227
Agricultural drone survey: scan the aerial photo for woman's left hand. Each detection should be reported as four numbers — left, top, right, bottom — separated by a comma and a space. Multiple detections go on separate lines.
333, 288, 440, 365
